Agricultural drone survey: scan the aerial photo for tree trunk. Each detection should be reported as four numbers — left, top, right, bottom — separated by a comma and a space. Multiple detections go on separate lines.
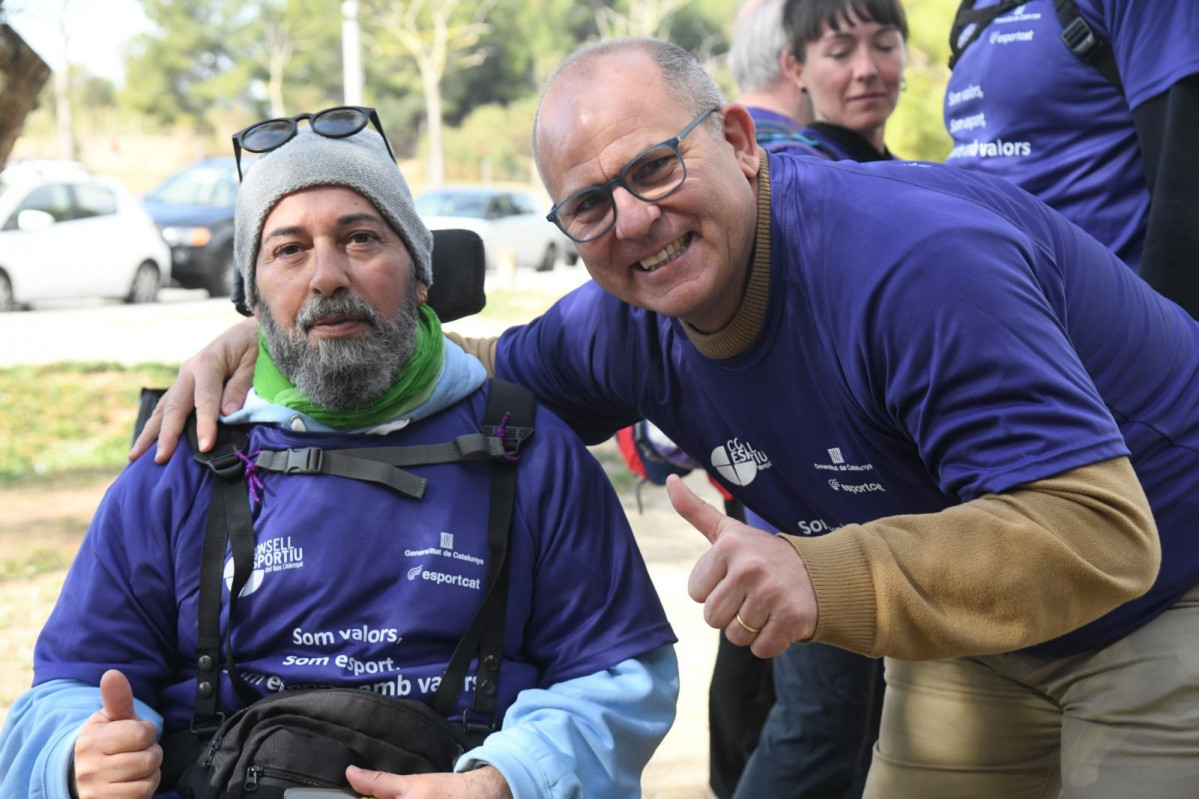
0, 23, 52, 172
0, 25, 51, 172
422, 65, 444, 187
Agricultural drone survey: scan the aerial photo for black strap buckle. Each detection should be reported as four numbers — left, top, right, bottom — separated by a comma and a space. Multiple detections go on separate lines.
1060, 16, 1097, 57
190, 711, 225, 735
199, 443, 245, 481
481, 424, 533, 457
459, 710, 498, 737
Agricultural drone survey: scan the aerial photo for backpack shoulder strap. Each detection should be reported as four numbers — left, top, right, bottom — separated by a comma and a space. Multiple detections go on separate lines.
187, 416, 260, 727
433, 379, 535, 737
163, 416, 258, 784
1053, 0, 1123, 94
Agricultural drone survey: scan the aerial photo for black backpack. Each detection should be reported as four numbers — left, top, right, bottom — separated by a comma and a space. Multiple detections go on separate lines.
176, 688, 470, 797
158, 379, 535, 798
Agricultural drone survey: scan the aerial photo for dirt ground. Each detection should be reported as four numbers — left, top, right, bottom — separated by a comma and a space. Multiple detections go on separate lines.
0, 451, 724, 799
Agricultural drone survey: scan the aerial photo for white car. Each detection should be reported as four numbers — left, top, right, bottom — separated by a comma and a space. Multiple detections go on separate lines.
0, 160, 171, 311
415, 186, 576, 273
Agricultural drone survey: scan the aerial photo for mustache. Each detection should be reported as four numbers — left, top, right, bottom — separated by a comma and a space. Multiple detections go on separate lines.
295, 292, 381, 333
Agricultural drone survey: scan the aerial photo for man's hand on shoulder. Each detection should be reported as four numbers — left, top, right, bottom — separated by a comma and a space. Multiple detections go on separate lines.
128, 318, 259, 463
346, 763, 513, 799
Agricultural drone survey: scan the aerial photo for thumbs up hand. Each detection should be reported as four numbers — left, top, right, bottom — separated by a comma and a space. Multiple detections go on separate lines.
667, 475, 819, 658
73, 670, 162, 799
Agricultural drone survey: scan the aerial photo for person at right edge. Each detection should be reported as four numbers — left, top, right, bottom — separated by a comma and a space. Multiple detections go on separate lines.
944, 0, 1199, 318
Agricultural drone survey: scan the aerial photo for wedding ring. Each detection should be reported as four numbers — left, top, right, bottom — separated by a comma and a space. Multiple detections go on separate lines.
735, 612, 762, 635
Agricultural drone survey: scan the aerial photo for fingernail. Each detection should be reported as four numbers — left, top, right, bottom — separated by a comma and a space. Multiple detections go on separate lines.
198, 436, 209, 451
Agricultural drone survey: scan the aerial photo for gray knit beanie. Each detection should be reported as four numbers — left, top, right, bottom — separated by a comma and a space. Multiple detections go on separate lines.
234, 123, 433, 310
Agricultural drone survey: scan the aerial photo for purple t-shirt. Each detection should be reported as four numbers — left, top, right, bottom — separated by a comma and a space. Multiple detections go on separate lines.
496, 152, 1199, 656
944, 0, 1199, 268
34, 386, 675, 734
747, 106, 826, 157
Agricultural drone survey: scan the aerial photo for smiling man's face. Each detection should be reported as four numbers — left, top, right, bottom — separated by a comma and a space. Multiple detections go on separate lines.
535, 48, 761, 333
255, 185, 427, 409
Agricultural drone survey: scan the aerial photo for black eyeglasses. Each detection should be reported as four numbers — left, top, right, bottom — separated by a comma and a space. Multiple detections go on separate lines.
231, 106, 396, 180
546, 107, 720, 244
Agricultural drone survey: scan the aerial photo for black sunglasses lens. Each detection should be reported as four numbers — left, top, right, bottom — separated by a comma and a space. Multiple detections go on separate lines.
313, 107, 369, 137
241, 119, 295, 152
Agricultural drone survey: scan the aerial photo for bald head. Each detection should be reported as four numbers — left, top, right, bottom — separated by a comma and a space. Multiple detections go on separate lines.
533, 38, 725, 191
526, 38, 762, 332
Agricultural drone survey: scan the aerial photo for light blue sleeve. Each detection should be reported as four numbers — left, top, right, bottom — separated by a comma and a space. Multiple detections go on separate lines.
453, 645, 679, 798
0, 679, 163, 799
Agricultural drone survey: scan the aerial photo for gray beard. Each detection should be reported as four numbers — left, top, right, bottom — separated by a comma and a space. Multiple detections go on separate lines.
259, 290, 420, 412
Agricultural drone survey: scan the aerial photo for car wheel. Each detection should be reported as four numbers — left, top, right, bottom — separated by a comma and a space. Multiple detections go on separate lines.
537, 243, 557, 273
207, 250, 236, 297
126, 261, 161, 304
0, 271, 15, 312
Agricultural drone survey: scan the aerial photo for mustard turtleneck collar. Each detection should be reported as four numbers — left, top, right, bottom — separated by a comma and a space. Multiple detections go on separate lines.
680, 151, 773, 361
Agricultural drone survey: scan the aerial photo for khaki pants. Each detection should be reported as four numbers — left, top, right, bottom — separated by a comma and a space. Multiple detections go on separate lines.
864, 583, 1199, 798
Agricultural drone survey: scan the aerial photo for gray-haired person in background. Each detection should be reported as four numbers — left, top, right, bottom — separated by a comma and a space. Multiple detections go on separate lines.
729, 0, 815, 150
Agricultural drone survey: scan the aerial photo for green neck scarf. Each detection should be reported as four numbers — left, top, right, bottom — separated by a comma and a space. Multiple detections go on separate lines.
253, 304, 444, 429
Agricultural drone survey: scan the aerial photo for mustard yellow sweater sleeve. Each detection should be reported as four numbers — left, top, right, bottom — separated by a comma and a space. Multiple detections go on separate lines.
782, 457, 1160, 661
445, 331, 498, 376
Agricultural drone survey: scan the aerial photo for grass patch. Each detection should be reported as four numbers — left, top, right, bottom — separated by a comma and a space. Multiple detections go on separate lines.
0, 362, 179, 486
0, 546, 76, 581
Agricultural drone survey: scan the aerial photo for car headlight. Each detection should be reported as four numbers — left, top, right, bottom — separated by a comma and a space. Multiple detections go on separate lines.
160, 226, 213, 247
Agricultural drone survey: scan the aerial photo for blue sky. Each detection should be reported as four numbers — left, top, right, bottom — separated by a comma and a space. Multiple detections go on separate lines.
6, 0, 150, 86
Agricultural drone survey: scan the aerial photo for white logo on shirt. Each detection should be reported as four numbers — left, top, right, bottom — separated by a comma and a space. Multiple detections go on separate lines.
710, 437, 772, 486
406, 562, 481, 591
989, 29, 1035, 45
223, 535, 305, 596
827, 479, 886, 495
995, 5, 1042, 24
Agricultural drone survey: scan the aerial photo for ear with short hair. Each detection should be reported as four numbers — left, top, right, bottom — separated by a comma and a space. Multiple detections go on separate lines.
782, 49, 806, 92
720, 103, 761, 178
778, 44, 795, 80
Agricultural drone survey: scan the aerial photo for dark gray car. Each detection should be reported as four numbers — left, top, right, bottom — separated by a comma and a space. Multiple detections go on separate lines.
143, 157, 239, 297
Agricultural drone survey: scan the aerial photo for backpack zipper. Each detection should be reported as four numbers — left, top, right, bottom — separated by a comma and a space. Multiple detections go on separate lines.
201, 732, 224, 767
243, 765, 342, 791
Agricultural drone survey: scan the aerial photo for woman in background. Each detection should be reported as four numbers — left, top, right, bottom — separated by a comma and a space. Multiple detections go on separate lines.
784, 0, 908, 162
